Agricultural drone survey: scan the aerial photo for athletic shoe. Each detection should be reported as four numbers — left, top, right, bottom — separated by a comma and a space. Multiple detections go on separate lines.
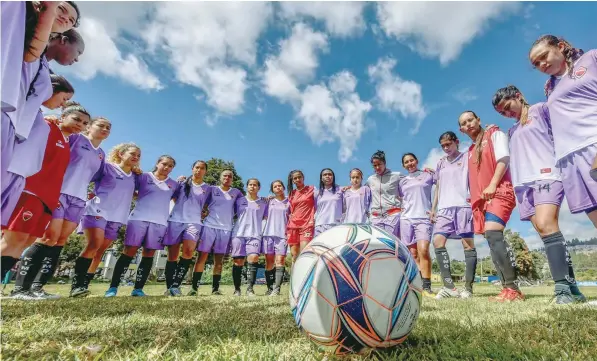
435, 287, 460, 300
270, 287, 281, 296
10, 290, 39, 301
553, 284, 575, 305
32, 288, 61, 300
105, 287, 118, 298
169, 287, 182, 297
211, 289, 223, 296
492, 288, 524, 302
246, 288, 256, 297
488, 288, 509, 302
264, 289, 272, 296
422, 288, 435, 298
570, 283, 587, 303
460, 289, 473, 299
131, 289, 146, 297
187, 289, 198, 296
163, 290, 170, 296
233, 289, 241, 297
69, 287, 90, 298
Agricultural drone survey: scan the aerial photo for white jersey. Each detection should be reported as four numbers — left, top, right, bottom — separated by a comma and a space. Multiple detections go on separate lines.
435, 152, 470, 210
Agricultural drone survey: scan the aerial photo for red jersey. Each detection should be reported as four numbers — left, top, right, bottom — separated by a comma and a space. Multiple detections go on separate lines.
287, 185, 315, 229
24, 121, 70, 209
467, 125, 513, 209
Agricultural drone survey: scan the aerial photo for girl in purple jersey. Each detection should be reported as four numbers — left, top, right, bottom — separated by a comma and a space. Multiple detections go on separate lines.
105, 155, 178, 298
314, 168, 343, 237
529, 36, 597, 229
398, 153, 434, 297
69, 143, 141, 297
26, 117, 111, 299
163, 160, 210, 297
231, 179, 268, 297
492, 85, 586, 304
342, 169, 372, 224
430, 132, 477, 300
190, 170, 243, 296
263, 180, 290, 296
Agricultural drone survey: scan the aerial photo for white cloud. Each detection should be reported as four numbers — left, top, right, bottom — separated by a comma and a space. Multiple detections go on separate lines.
367, 57, 426, 134
376, 2, 519, 65
296, 71, 371, 162
453, 87, 478, 105
143, 2, 273, 117
263, 23, 328, 104
279, 2, 367, 38
57, 18, 162, 91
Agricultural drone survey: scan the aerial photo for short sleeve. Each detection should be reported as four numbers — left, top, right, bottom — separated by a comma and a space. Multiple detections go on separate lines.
491, 131, 510, 162
1, 2, 26, 112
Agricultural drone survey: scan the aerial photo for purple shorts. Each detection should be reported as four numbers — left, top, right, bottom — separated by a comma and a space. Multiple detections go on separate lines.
314, 224, 336, 237
1, 172, 24, 227
124, 220, 167, 250
52, 194, 86, 223
558, 144, 597, 214
1, 112, 15, 196
230, 237, 261, 258
400, 218, 432, 246
371, 213, 401, 238
80, 215, 123, 241
197, 226, 231, 254
262, 236, 288, 256
162, 221, 202, 246
515, 180, 565, 221
433, 207, 473, 239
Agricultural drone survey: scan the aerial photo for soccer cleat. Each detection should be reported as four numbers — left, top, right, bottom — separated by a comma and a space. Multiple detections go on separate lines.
460, 289, 473, 299
187, 289, 198, 296
569, 284, 587, 303
104, 287, 118, 298
69, 287, 90, 298
131, 289, 146, 297
553, 284, 575, 305
32, 288, 61, 300
494, 288, 524, 302
232, 289, 241, 297
246, 288, 256, 297
211, 289, 223, 296
488, 288, 510, 302
264, 289, 272, 296
10, 290, 39, 301
435, 287, 460, 300
421, 288, 435, 298
270, 287, 281, 296
169, 287, 182, 297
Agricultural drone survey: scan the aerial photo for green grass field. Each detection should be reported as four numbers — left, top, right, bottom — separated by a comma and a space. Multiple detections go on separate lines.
2, 283, 597, 361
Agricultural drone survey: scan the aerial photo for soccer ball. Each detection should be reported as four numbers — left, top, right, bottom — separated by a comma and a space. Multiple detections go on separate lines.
289, 224, 422, 355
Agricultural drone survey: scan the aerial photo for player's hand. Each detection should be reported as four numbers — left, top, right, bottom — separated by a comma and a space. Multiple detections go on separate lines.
423, 167, 434, 174
482, 184, 497, 200
177, 175, 187, 182
427, 210, 436, 223
40, 1, 60, 12
341, 186, 350, 192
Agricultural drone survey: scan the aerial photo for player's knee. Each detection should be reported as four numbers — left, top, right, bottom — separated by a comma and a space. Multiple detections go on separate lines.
534, 217, 558, 236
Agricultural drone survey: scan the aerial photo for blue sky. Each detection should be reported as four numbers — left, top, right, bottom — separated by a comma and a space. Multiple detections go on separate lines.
52, 1, 597, 255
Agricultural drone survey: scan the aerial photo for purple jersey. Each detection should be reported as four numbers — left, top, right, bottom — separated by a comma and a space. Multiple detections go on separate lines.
203, 186, 244, 231
129, 173, 179, 226
547, 49, 597, 162
263, 198, 289, 238
314, 187, 343, 226
508, 103, 561, 187
342, 186, 372, 224
1, 1, 25, 112
435, 152, 470, 210
399, 171, 434, 219
6, 111, 49, 177
233, 196, 269, 238
83, 163, 136, 224
169, 181, 211, 224
60, 134, 106, 201
14, 57, 52, 140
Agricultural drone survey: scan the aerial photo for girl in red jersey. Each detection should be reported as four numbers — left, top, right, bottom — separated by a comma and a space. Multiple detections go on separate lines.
458, 110, 523, 302
286, 170, 315, 262
3, 104, 90, 300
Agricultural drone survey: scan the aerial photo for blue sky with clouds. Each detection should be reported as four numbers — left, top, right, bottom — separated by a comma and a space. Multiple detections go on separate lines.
52, 1, 597, 257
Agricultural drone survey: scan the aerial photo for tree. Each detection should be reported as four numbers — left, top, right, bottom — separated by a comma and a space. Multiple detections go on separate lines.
504, 229, 538, 279
203, 158, 245, 194
61, 233, 86, 263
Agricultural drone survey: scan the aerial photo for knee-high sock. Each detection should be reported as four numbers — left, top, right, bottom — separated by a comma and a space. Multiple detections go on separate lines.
13, 243, 50, 292
1, 256, 19, 280
232, 264, 243, 291
71, 256, 93, 290
464, 248, 478, 292
543, 232, 573, 285
191, 272, 203, 291
486, 230, 518, 289
248, 262, 258, 289
212, 274, 221, 292
32, 245, 63, 290
164, 260, 177, 290
434, 247, 454, 289
109, 254, 134, 289
274, 267, 284, 289
134, 256, 154, 290
172, 258, 193, 288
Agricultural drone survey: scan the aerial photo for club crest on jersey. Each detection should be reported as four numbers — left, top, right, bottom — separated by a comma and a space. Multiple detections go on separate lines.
540, 168, 552, 174
98, 153, 104, 160
573, 66, 587, 79
56, 140, 65, 148
22, 210, 33, 221
95, 216, 102, 220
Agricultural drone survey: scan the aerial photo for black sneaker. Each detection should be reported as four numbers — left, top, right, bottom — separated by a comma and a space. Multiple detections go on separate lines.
232, 289, 241, 297
70, 287, 91, 298
10, 290, 39, 301
246, 288, 256, 297
212, 289, 223, 296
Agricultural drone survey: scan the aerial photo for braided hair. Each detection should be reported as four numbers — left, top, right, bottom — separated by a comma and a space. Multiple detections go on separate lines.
492, 85, 530, 124
530, 35, 584, 98
459, 110, 484, 169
